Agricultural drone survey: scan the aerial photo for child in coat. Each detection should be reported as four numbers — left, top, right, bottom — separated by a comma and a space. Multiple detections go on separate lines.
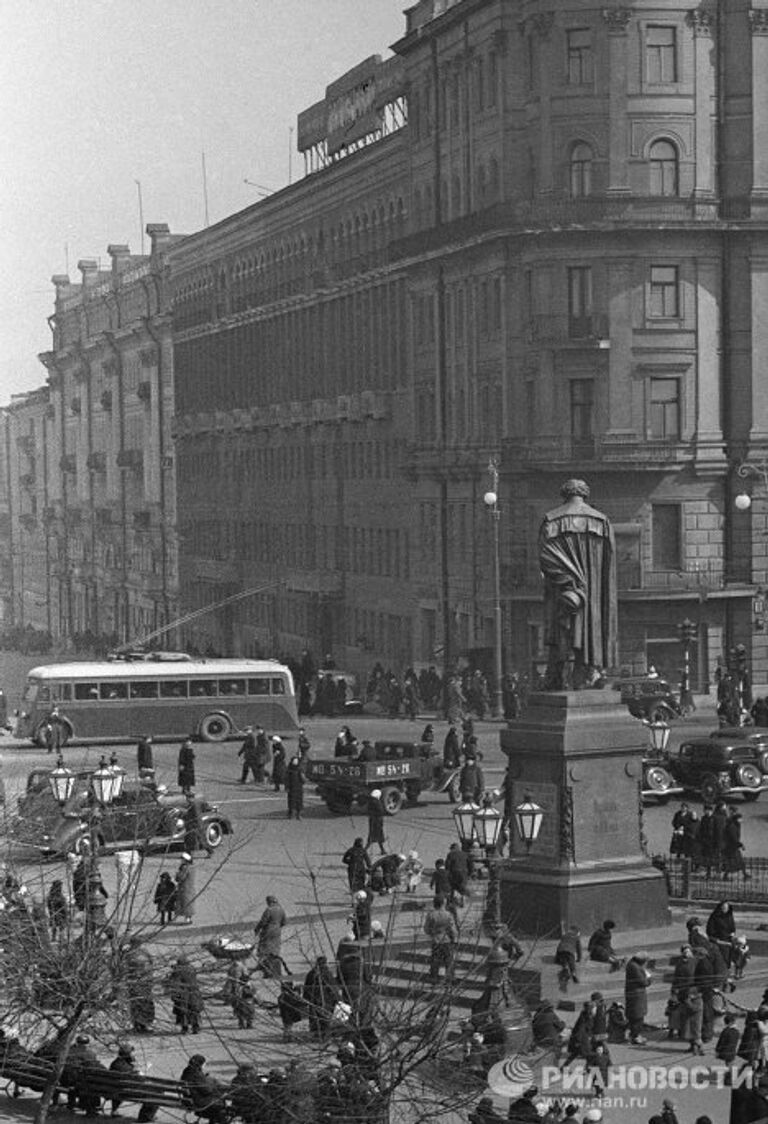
154, 872, 176, 925
403, 851, 424, 894
716, 1013, 740, 1069
232, 969, 256, 1030
731, 935, 751, 980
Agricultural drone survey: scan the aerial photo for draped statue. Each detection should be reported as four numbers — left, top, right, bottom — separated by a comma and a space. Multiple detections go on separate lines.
539, 479, 618, 690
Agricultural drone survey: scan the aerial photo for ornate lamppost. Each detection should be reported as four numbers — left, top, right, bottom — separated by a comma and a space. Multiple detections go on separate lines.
483, 456, 504, 719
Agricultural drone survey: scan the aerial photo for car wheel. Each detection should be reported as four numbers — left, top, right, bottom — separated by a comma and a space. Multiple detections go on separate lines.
204, 820, 224, 849
200, 713, 231, 742
700, 774, 720, 805
736, 763, 763, 790
380, 785, 404, 816
645, 765, 674, 795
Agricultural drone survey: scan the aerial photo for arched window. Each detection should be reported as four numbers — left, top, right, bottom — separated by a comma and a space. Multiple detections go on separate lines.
570, 143, 593, 197
649, 139, 679, 196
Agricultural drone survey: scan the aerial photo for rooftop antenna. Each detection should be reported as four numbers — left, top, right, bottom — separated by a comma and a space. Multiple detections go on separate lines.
135, 180, 145, 255
202, 151, 210, 227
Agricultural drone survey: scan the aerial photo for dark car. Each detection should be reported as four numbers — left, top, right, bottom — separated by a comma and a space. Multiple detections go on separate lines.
668, 739, 768, 803
710, 727, 768, 773
615, 676, 682, 722
641, 756, 683, 803
12, 769, 232, 857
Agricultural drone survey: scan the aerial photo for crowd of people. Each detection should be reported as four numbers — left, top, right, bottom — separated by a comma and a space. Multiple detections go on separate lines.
668, 802, 751, 880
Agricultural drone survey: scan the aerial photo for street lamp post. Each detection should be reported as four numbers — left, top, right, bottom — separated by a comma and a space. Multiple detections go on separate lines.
513, 794, 545, 855
646, 719, 671, 756
483, 456, 504, 720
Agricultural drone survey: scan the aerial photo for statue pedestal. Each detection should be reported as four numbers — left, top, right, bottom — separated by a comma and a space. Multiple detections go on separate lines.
499, 690, 670, 936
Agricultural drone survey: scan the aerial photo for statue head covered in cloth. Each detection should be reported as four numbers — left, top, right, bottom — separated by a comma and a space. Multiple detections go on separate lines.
539, 479, 618, 690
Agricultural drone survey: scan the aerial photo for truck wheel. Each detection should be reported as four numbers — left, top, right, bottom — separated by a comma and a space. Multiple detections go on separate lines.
380, 786, 404, 816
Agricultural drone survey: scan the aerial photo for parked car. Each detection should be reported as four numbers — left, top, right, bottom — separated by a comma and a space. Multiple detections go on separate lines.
12, 768, 232, 857
641, 755, 683, 803
614, 676, 683, 722
667, 738, 768, 803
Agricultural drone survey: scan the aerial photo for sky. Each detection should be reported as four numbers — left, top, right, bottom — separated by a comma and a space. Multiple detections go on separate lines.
0, 0, 405, 404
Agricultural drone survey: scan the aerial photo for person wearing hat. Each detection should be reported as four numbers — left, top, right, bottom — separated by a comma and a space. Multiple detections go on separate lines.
531, 998, 565, 1048
238, 727, 260, 784
177, 738, 195, 796
303, 954, 339, 1040
724, 809, 750, 881
668, 944, 696, 1039
685, 915, 709, 952
124, 934, 156, 1033
67, 1033, 105, 1115
229, 1062, 266, 1121
180, 1055, 227, 1124
507, 1085, 540, 1122
587, 919, 624, 972
459, 750, 484, 803
109, 1043, 136, 1117
175, 852, 195, 924
136, 735, 154, 778
359, 739, 376, 762
423, 895, 458, 983
402, 850, 424, 893
443, 722, 461, 770
253, 894, 287, 979
352, 888, 373, 940
270, 736, 287, 791
625, 951, 652, 1044
167, 956, 204, 1034
342, 837, 371, 894
366, 789, 386, 855
285, 755, 304, 820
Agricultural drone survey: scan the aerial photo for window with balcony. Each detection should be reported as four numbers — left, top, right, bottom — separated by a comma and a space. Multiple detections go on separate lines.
646, 26, 677, 84
570, 143, 593, 197
649, 378, 680, 439
567, 28, 593, 85
570, 379, 595, 455
652, 504, 682, 569
568, 266, 593, 337
649, 139, 679, 196
649, 265, 680, 319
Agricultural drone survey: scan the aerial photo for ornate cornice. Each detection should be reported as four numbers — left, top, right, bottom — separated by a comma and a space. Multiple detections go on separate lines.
686, 9, 714, 36
750, 9, 768, 35
602, 7, 633, 33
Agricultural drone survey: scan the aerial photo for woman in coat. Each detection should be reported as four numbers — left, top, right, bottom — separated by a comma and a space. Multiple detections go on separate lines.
271, 737, 287, 791
707, 900, 736, 964
625, 952, 652, 1044
177, 739, 196, 796
342, 838, 371, 893
166, 955, 204, 1034
286, 756, 304, 820
682, 986, 704, 1054
175, 853, 195, 923
303, 955, 338, 1039
253, 895, 286, 978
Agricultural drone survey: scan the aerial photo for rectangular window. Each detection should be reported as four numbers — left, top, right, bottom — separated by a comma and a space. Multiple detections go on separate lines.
218, 678, 245, 696
646, 25, 677, 84
74, 683, 99, 701
129, 681, 159, 700
567, 29, 593, 85
159, 679, 188, 698
270, 678, 286, 695
649, 266, 680, 318
189, 679, 217, 698
649, 378, 680, 439
99, 682, 128, 701
652, 504, 682, 569
570, 379, 595, 452
568, 266, 593, 337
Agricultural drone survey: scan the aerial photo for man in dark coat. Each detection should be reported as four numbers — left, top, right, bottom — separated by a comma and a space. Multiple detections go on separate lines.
177, 739, 195, 796
303, 955, 338, 1039
424, 896, 457, 981
531, 999, 565, 1047
443, 723, 461, 769
724, 811, 750, 879
625, 952, 652, 1044
555, 925, 582, 986
459, 755, 485, 803
253, 895, 287, 978
167, 956, 204, 1034
109, 1043, 137, 1117
588, 919, 623, 971
238, 727, 260, 784
180, 1055, 227, 1124
445, 842, 469, 897
66, 1034, 106, 1116
285, 756, 304, 819
712, 802, 729, 873
697, 806, 716, 876
366, 790, 386, 854
343, 838, 371, 893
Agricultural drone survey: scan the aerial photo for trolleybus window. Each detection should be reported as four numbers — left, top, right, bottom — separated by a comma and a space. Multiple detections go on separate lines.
74, 683, 99, 701
271, 678, 286, 695
159, 680, 188, 698
130, 681, 159, 700
219, 678, 246, 695
100, 682, 128, 700
190, 680, 217, 697
248, 678, 270, 695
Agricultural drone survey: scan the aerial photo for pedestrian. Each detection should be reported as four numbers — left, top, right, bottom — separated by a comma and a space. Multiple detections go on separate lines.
659, 1099, 681, 1124
180, 1054, 227, 1124
137, 735, 154, 778
184, 794, 214, 856
297, 726, 311, 763
607, 1001, 629, 1044
686, 915, 709, 951
716, 1013, 740, 1066
46, 879, 68, 939
167, 956, 204, 1034
421, 723, 434, 746
286, 755, 304, 819
271, 736, 287, 791
237, 727, 259, 783
667, 944, 696, 1039
670, 803, 692, 857
177, 739, 196, 796
555, 925, 582, 987
253, 894, 287, 978
683, 810, 700, 862
175, 853, 195, 924
587, 919, 624, 971
724, 810, 751, 880
625, 951, 652, 1044
44, 706, 67, 754
365, 789, 386, 854
706, 899, 736, 964
459, 753, 484, 803
712, 801, 729, 872
277, 980, 306, 1041
531, 999, 565, 1049
587, 1040, 611, 1097
424, 895, 457, 982
123, 934, 156, 1033
109, 1043, 137, 1118
402, 850, 424, 893
446, 841, 470, 898
154, 871, 176, 924
303, 955, 338, 1040
336, 929, 368, 1005
732, 934, 750, 979
342, 837, 371, 894
697, 806, 716, 876
564, 999, 595, 1066
370, 852, 404, 894
682, 986, 704, 1055
443, 723, 461, 769
231, 968, 256, 1029
254, 726, 269, 782
351, 888, 373, 940
430, 857, 451, 899
695, 940, 728, 1043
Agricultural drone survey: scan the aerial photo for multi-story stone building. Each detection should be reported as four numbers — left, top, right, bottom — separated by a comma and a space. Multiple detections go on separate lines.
167, 0, 768, 686
20, 225, 183, 647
